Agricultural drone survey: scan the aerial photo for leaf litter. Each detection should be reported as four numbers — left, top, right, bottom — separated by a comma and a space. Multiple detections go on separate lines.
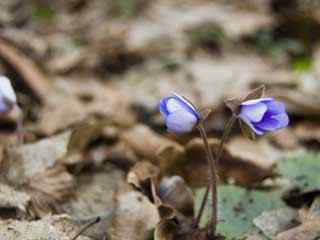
0, 0, 320, 239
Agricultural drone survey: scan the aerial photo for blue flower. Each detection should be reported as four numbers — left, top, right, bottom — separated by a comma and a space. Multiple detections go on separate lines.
159, 93, 200, 133
0, 76, 17, 114
239, 98, 289, 135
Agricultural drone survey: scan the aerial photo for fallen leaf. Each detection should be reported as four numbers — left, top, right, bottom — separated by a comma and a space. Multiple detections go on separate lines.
0, 36, 52, 101
184, 137, 272, 186
5, 131, 71, 184
195, 185, 286, 239
276, 219, 320, 240
227, 136, 284, 171
276, 153, 320, 193
39, 79, 136, 135
294, 122, 320, 143
159, 176, 194, 218
121, 125, 185, 170
253, 208, 299, 238
0, 182, 31, 219
62, 163, 125, 219
0, 214, 90, 240
154, 203, 206, 240
24, 166, 74, 216
110, 183, 159, 240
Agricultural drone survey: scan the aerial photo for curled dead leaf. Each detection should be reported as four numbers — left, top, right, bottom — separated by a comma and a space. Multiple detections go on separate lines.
24, 166, 74, 216
159, 176, 194, 218
0, 37, 52, 101
121, 125, 185, 170
39, 79, 136, 135
5, 131, 72, 185
127, 161, 161, 203
155, 204, 206, 240
0, 182, 31, 219
184, 137, 273, 186
110, 183, 159, 240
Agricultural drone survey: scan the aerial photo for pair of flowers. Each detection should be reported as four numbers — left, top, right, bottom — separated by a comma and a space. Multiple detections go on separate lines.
159, 92, 289, 136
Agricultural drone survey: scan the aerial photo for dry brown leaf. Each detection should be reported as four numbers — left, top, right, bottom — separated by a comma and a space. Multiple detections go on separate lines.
159, 176, 194, 218
0, 182, 31, 219
274, 196, 320, 239
127, 161, 161, 204
154, 204, 206, 240
5, 131, 71, 184
0, 37, 52, 101
270, 129, 300, 150
294, 122, 320, 143
227, 136, 284, 171
253, 208, 299, 238
39, 79, 136, 135
105, 141, 139, 166
25, 166, 74, 216
110, 183, 159, 240
127, 161, 160, 189
62, 164, 125, 219
121, 125, 185, 169
184, 137, 272, 186
276, 219, 320, 240
0, 214, 90, 240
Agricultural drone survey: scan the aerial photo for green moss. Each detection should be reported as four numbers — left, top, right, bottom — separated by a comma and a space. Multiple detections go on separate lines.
187, 23, 226, 50
31, 4, 55, 22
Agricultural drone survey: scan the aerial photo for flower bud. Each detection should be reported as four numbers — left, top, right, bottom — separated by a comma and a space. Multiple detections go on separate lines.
0, 76, 17, 114
159, 93, 200, 134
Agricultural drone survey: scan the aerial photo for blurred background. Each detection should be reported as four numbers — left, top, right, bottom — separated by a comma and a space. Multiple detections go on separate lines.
1, 0, 320, 122
0, 0, 320, 239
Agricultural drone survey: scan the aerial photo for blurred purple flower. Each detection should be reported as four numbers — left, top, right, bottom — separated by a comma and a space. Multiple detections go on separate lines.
239, 98, 289, 135
0, 76, 17, 114
159, 93, 200, 133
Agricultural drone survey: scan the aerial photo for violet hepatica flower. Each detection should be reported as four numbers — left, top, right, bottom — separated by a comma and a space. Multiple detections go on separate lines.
239, 98, 289, 135
0, 76, 17, 114
159, 93, 200, 133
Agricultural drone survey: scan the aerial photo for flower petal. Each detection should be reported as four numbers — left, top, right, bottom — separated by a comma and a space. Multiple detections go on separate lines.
0, 101, 8, 113
239, 102, 268, 123
167, 98, 184, 113
240, 115, 264, 135
254, 117, 280, 131
166, 110, 198, 133
255, 112, 289, 131
0, 76, 16, 104
171, 92, 198, 113
273, 113, 289, 128
165, 94, 200, 120
265, 101, 285, 115
240, 98, 273, 106
159, 97, 170, 117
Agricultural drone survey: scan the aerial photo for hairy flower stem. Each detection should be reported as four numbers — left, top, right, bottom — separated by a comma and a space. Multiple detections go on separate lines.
197, 123, 218, 237
194, 116, 237, 234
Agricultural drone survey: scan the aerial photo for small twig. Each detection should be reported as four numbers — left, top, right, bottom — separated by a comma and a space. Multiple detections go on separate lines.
195, 116, 237, 234
71, 216, 101, 240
